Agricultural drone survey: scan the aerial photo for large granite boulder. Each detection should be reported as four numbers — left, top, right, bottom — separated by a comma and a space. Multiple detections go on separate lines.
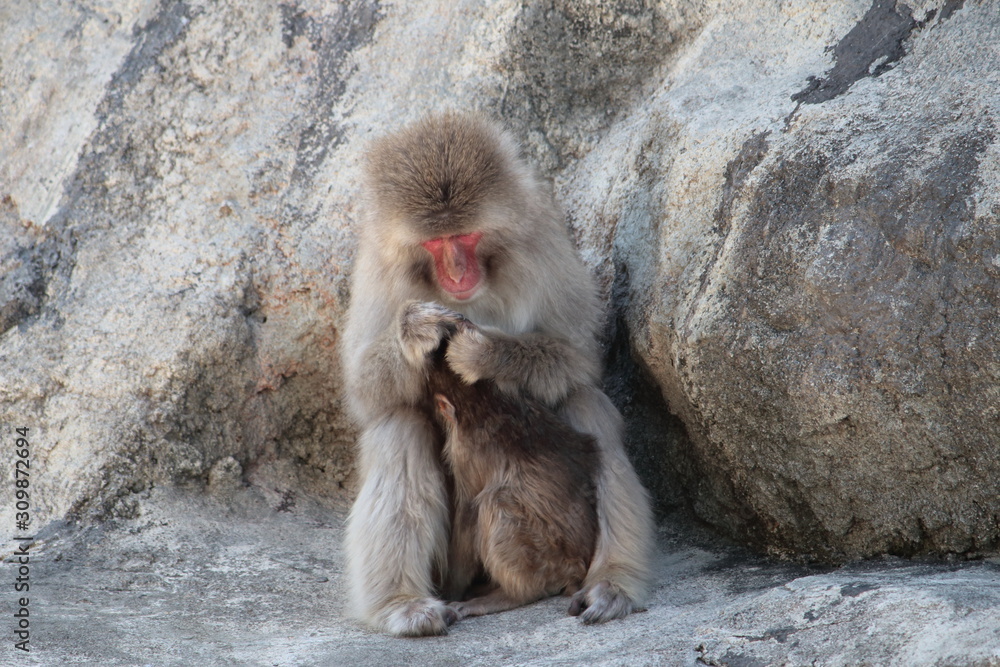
1, 0, 997, 562
606, 0, 1000, 560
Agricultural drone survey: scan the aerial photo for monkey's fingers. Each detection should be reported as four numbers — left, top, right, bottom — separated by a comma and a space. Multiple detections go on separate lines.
567, 590, 587, 616
425, 302, 466, 319
418, 302, 477, 336
444, 327, 489, 385
451, 317, 480, 337
439, 307, 478, 330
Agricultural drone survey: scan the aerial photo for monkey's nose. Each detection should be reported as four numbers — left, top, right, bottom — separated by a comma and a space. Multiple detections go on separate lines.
442, 237, 467, 282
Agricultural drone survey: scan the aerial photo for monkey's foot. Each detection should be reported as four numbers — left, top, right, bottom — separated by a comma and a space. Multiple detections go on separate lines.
381, 597, 458, 637
567, 581, 640, 624
445, 600, 471, 620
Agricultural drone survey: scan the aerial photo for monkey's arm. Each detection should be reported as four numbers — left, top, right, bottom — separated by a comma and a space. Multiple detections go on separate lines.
345, 406, 457, 636
343, 297, 462, 636
345, 301, 465, 422
445, 326, 600, 406
561, 386, 654, 624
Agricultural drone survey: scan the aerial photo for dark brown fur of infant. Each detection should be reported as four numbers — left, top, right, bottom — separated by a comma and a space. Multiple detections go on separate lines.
427, 331, 599, 620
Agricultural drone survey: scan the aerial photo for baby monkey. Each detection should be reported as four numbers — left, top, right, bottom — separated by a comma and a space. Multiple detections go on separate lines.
427, 318, 599, 620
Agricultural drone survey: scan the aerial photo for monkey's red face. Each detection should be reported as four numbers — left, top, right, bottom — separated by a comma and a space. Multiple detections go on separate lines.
420, 232, 483, 300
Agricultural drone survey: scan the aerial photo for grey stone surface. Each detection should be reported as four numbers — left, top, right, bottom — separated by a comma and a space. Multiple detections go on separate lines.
8, 487, 1000, 665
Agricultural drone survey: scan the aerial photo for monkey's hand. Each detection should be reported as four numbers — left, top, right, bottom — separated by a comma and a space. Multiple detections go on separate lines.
567, 581, 642, 625
398, 301, 468, 366
443, 326, 491, 385
446, 327, 597, 404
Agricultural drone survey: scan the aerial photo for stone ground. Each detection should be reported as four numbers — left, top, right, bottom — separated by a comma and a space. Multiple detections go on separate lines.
5, 485, 1000, 666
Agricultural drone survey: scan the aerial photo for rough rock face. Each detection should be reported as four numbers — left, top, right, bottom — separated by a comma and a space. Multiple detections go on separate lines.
1, 0, 998, 563
613, 0, 1000, 561
0, 0, 368, 527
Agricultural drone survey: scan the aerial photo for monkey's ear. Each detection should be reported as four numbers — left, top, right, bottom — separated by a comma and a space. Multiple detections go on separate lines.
434, 393, 457, 425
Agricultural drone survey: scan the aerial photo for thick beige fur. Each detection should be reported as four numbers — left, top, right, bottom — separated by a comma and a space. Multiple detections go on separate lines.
341, 112, 654, 636
429, 347, 598, 619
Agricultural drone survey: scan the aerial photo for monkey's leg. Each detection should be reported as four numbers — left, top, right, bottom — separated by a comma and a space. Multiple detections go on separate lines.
560, 386, 655, 624
454, 491, 551, 619
448, 586, 542, 619
345, 408, 455, 636
444, 502, 480, 601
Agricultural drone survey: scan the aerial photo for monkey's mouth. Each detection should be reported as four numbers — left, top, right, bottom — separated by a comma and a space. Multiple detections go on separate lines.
440, 282, 481, 301
434, 260, 480, 298
433, 254, 481, 299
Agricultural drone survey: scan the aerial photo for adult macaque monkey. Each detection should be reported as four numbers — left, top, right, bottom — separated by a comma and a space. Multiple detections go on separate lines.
341, 112, 654, 636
